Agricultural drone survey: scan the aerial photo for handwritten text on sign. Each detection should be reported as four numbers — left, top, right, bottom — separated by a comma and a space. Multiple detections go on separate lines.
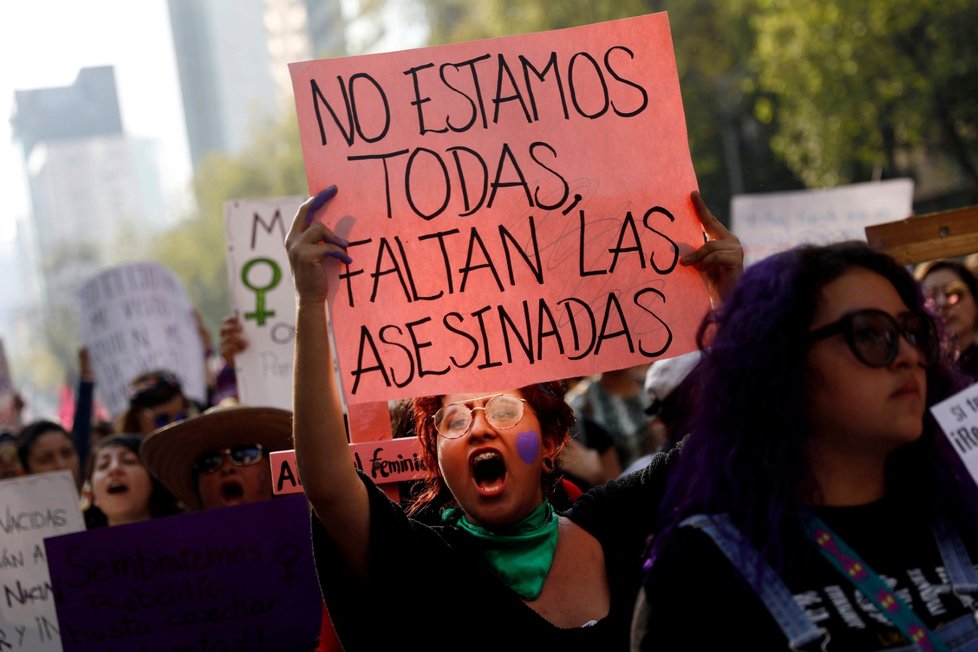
46, 495, 320, 652
290, 13, 711, 403
224, 197, 304, 410
77, 263, 206, 417
0, 471, 84, 652
731, 179, 914, 267
270, 438, 425, 495
931, 382, 978, 486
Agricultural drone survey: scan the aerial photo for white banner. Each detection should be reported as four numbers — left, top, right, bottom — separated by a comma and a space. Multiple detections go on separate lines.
0, 471, 84, 651
931, 382, 978, 487
731, 179, 915, 266
223, 197, 303, 410
77, 262, 207, 417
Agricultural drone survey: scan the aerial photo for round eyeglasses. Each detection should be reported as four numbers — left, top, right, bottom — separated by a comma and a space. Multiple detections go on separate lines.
432, 394, 527, 439
192, 444, 264, 475
807, 308, 937, 368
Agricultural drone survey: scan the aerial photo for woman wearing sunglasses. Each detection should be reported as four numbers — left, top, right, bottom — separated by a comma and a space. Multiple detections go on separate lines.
634, 242, 978, 650
140, 405, 293, 511
287, 186, 742, 651
917, 260, 978, 381
84, 434, 181, 528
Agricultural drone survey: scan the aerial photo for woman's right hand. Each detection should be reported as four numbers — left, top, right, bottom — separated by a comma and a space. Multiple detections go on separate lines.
218, 314, 248, 365
286, 185, 351, 303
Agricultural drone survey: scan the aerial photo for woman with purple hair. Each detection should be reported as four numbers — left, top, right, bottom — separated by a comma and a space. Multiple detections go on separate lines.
634, 242, 978, 651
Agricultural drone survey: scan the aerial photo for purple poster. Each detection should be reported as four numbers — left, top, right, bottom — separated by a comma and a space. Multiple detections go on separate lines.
44, 495, 320, 652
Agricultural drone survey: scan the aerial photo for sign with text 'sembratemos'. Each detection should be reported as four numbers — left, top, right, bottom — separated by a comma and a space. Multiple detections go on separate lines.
224, 197, 304, 410
290, 12, 711, 404
0, 471, 84, 652
46, 495, 320, 652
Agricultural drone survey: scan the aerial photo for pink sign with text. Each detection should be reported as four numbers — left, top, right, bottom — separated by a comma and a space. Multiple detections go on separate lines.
271, 438, 425, 494
290, 13, 710, 403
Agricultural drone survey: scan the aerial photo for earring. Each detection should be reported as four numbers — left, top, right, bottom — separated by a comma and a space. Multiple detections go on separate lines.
542, 457, 555, 473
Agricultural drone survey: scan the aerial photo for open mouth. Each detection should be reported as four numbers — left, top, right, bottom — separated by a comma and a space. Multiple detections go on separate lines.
107, 483, 128, 495
219, 480, 245, 504
470, 450, 507, 496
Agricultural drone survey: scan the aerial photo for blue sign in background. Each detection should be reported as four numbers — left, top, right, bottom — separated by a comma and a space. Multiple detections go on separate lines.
45, 495, 320, 652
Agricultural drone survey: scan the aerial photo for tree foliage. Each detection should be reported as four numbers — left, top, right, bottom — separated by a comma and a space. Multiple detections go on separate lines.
418, 0, 978, 210
149, 107, 308, 336
417, 0, 802, 219
741, 0, 978, 190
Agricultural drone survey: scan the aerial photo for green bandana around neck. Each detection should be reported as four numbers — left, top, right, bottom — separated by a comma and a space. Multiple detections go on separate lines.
442, 501, 559, 600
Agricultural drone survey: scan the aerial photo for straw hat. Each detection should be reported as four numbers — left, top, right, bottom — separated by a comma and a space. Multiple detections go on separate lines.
140, 405, 293, 511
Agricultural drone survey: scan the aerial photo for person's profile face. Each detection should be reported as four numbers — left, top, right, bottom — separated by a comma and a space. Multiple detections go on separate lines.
805, 269, 928, 460
194, 443, 272, 510
922, 268, 978, 345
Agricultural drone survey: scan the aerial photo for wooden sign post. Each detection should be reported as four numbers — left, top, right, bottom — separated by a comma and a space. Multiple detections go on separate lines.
865, 204, 978, 264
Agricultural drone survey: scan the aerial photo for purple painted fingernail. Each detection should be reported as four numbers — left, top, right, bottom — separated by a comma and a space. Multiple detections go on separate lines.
307, 185, 338, 221
326, 251, 353, 265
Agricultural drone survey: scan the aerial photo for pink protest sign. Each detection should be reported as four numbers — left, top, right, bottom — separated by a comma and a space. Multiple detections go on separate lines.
290, 12, 711, 404
271, 438, 425, 494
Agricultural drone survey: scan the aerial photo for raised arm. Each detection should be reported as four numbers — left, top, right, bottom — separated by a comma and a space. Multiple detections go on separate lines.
680, 191, 744, 303
286, 186, 370, 579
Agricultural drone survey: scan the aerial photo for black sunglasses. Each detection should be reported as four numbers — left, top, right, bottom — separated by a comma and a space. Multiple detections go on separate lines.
807, 308, 937, 368
192, 444, 264, 475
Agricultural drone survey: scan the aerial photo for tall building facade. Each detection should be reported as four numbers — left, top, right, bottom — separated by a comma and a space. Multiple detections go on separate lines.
168, 0, 346, 172
9, 66, 166, 363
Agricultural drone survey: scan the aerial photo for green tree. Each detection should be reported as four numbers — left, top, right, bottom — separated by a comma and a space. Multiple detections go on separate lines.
150, 106, 308, 337
743, 0, 978, 191
416, 0, 801, 219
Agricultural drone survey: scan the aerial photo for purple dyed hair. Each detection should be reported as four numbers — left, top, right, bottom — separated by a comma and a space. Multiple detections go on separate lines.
652, 241, 976, 572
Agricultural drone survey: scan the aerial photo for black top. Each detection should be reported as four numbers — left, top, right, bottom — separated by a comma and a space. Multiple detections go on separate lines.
312, 450, 675, 652
638, 498, 978, 650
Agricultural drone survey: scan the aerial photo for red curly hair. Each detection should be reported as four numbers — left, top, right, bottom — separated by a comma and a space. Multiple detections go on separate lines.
407, 382, 575, 517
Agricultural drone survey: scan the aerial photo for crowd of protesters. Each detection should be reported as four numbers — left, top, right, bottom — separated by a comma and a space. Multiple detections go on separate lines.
0, 183, 974, 651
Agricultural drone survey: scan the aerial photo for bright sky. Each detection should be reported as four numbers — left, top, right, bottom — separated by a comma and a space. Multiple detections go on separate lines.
0, 0, 191, 242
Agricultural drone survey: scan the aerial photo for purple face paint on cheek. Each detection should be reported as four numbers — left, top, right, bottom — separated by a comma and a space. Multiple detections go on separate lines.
516, 431, 540, 465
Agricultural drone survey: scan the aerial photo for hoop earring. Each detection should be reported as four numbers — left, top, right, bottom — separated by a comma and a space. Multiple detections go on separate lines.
542, 457, 555, 473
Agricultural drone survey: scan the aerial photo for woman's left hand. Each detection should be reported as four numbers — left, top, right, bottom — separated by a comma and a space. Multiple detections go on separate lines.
680, 191, 744, 302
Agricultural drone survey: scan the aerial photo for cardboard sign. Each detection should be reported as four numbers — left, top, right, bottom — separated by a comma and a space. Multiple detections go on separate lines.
0, 471, 84, 652
290, 13, 712, 404
731, 179, 915, 266
0, 339, 18, 431
271, 438, 425, 495
46, 495, 320, 652
77, 263, 207, 418
224, 197, 305, 410
931, 382, 978, 485
865, 204, 978, 265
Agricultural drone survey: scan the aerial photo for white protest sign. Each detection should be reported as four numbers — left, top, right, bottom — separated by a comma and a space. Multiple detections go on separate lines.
0, 340, 17, 431
0, 471, 84, 651
931, 382, 978, 485
731, 178, 915, 266
77, 263, 207, 418
223, 197, 303, 410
